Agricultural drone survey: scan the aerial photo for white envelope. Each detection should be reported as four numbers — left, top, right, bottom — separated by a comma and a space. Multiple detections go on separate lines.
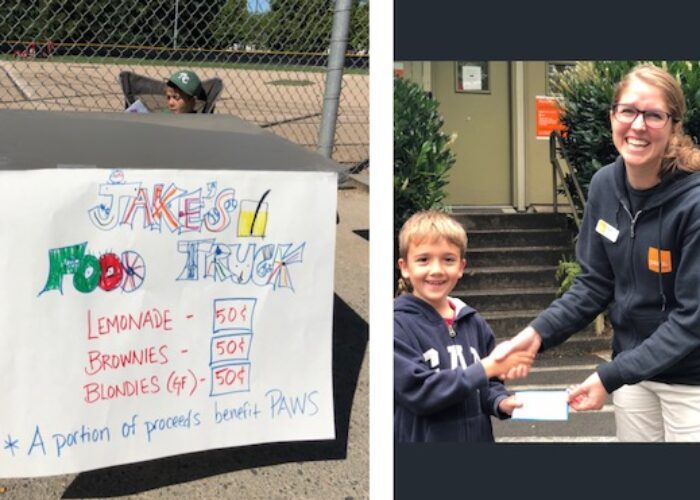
511, 390, 569, 421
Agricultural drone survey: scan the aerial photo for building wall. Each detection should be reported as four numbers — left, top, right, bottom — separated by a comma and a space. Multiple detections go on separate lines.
399, 61, 566, 209
430, 61, 512, 206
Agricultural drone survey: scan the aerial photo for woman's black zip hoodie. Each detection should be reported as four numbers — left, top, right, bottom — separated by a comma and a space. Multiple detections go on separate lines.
531, 156, 700, 393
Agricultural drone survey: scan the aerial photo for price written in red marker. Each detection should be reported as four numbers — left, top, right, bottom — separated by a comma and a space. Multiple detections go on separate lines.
212, 298, 256, 334
210, 363, 250, 396
211, 334, 252, 364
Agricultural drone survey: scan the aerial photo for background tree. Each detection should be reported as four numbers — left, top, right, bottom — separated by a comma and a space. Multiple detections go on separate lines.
349, 0, 368, 53
169, 0, 225, 49
268, 0, 333, 52
3, 1, 44, 42
552, 60, 700, 196
37, 0, 174, 47
211, 0, 249, 49
394, 76, 456, 293
6, 0, 366, 57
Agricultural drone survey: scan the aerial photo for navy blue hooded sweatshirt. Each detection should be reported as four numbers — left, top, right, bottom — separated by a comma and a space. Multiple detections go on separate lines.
394, 293, 510, 442
532, 156, 700, 393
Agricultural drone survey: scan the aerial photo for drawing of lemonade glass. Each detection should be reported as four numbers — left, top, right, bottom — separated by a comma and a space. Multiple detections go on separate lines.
237, 190, 270, 237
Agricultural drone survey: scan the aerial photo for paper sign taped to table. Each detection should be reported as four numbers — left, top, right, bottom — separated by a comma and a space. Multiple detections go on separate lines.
0, 168, 337, 477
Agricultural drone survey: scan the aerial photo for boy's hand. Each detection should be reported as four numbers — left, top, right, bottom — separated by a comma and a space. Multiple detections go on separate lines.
498, 395, 523, 416
492, 326, 542, 380
482, 350, 534, 379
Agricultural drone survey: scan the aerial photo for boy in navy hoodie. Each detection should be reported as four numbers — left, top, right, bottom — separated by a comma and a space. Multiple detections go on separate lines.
394, 211, 533, 442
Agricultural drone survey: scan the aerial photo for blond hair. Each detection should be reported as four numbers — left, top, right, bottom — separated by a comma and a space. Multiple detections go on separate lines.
397, 210, 467, 294
613, 64, 700, 174
398, 210, 467, 260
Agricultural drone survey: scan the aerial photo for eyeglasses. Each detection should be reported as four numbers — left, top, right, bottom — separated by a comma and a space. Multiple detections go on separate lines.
611, 104, 674, 129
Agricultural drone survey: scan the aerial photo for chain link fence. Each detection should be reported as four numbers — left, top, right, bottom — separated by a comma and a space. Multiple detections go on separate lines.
0, 0, 368, 167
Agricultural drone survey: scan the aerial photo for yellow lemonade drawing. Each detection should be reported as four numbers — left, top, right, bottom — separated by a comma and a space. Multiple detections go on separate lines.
238, 200, 268, 237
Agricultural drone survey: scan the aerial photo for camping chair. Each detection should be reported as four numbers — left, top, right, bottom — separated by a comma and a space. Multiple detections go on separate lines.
118, 71, 223, 114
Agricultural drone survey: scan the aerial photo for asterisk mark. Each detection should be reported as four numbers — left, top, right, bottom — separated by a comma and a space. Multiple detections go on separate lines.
3, 435, 19, 457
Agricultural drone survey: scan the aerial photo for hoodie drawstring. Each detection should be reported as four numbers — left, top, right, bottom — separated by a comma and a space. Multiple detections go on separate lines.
657, 205, 667, 312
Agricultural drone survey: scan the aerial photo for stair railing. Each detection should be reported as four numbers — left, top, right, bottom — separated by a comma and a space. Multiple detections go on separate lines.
550, 130, 605, 334
550, 130, 586, 228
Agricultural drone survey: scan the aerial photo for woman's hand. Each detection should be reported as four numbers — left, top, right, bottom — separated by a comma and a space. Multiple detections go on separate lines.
491, 326, 542, 380
482, 351, 534, 379
568, 372, 607, 411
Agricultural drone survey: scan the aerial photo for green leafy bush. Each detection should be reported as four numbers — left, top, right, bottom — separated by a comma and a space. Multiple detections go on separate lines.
394, 76, 456, 292
555, 256, 611, 333
555, 257, 581, 296
552, 61, 700, 196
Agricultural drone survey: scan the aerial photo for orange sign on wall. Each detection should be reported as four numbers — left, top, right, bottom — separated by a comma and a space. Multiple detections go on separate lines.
536, 96, 566, 139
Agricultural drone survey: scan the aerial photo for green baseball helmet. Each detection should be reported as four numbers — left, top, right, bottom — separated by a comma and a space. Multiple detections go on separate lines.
167, 70, 204, 99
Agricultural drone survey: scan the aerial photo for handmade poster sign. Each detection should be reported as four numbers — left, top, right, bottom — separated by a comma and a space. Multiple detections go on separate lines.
0, 168, 337, 477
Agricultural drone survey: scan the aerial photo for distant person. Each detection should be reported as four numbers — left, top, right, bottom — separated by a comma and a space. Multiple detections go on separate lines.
165, 70, 205, 114
40, 39, 54, 58
394, 210, 533, 442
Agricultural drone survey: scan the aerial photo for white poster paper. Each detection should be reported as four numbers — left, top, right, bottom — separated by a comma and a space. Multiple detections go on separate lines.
0, 168, 337, 477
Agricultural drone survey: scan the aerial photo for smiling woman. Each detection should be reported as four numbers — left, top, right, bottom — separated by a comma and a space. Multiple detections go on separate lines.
499, 64, 700, 442
610, 67, 694, 188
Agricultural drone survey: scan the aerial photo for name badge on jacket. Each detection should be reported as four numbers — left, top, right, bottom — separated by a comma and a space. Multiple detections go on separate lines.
596, 219, 619, 243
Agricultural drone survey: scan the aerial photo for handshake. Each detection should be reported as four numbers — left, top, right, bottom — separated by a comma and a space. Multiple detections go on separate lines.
488, 326, 608, 412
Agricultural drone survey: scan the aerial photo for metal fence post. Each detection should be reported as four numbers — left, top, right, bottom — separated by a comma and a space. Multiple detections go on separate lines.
318, 0, 352, 159
174, 0, 179, 49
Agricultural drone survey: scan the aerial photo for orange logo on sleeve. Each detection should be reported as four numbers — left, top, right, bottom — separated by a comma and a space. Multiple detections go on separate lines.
648, 247, 672, 273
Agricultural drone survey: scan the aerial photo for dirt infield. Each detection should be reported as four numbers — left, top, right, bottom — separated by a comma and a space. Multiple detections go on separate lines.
0, 60, 368, 165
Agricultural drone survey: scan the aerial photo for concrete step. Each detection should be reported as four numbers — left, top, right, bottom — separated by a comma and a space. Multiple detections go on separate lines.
517, 360, 611, 387
482, 309, 596, 340
467, 228, 574, 249
467, 246, 571, 267
457, 266, 559, 289
455, 287, 558, 312
528, 353, 610, 369
538, 333, 610, 358
489, 329, 609, 359
481, 309, 549, 337
455, 213, 570, 231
